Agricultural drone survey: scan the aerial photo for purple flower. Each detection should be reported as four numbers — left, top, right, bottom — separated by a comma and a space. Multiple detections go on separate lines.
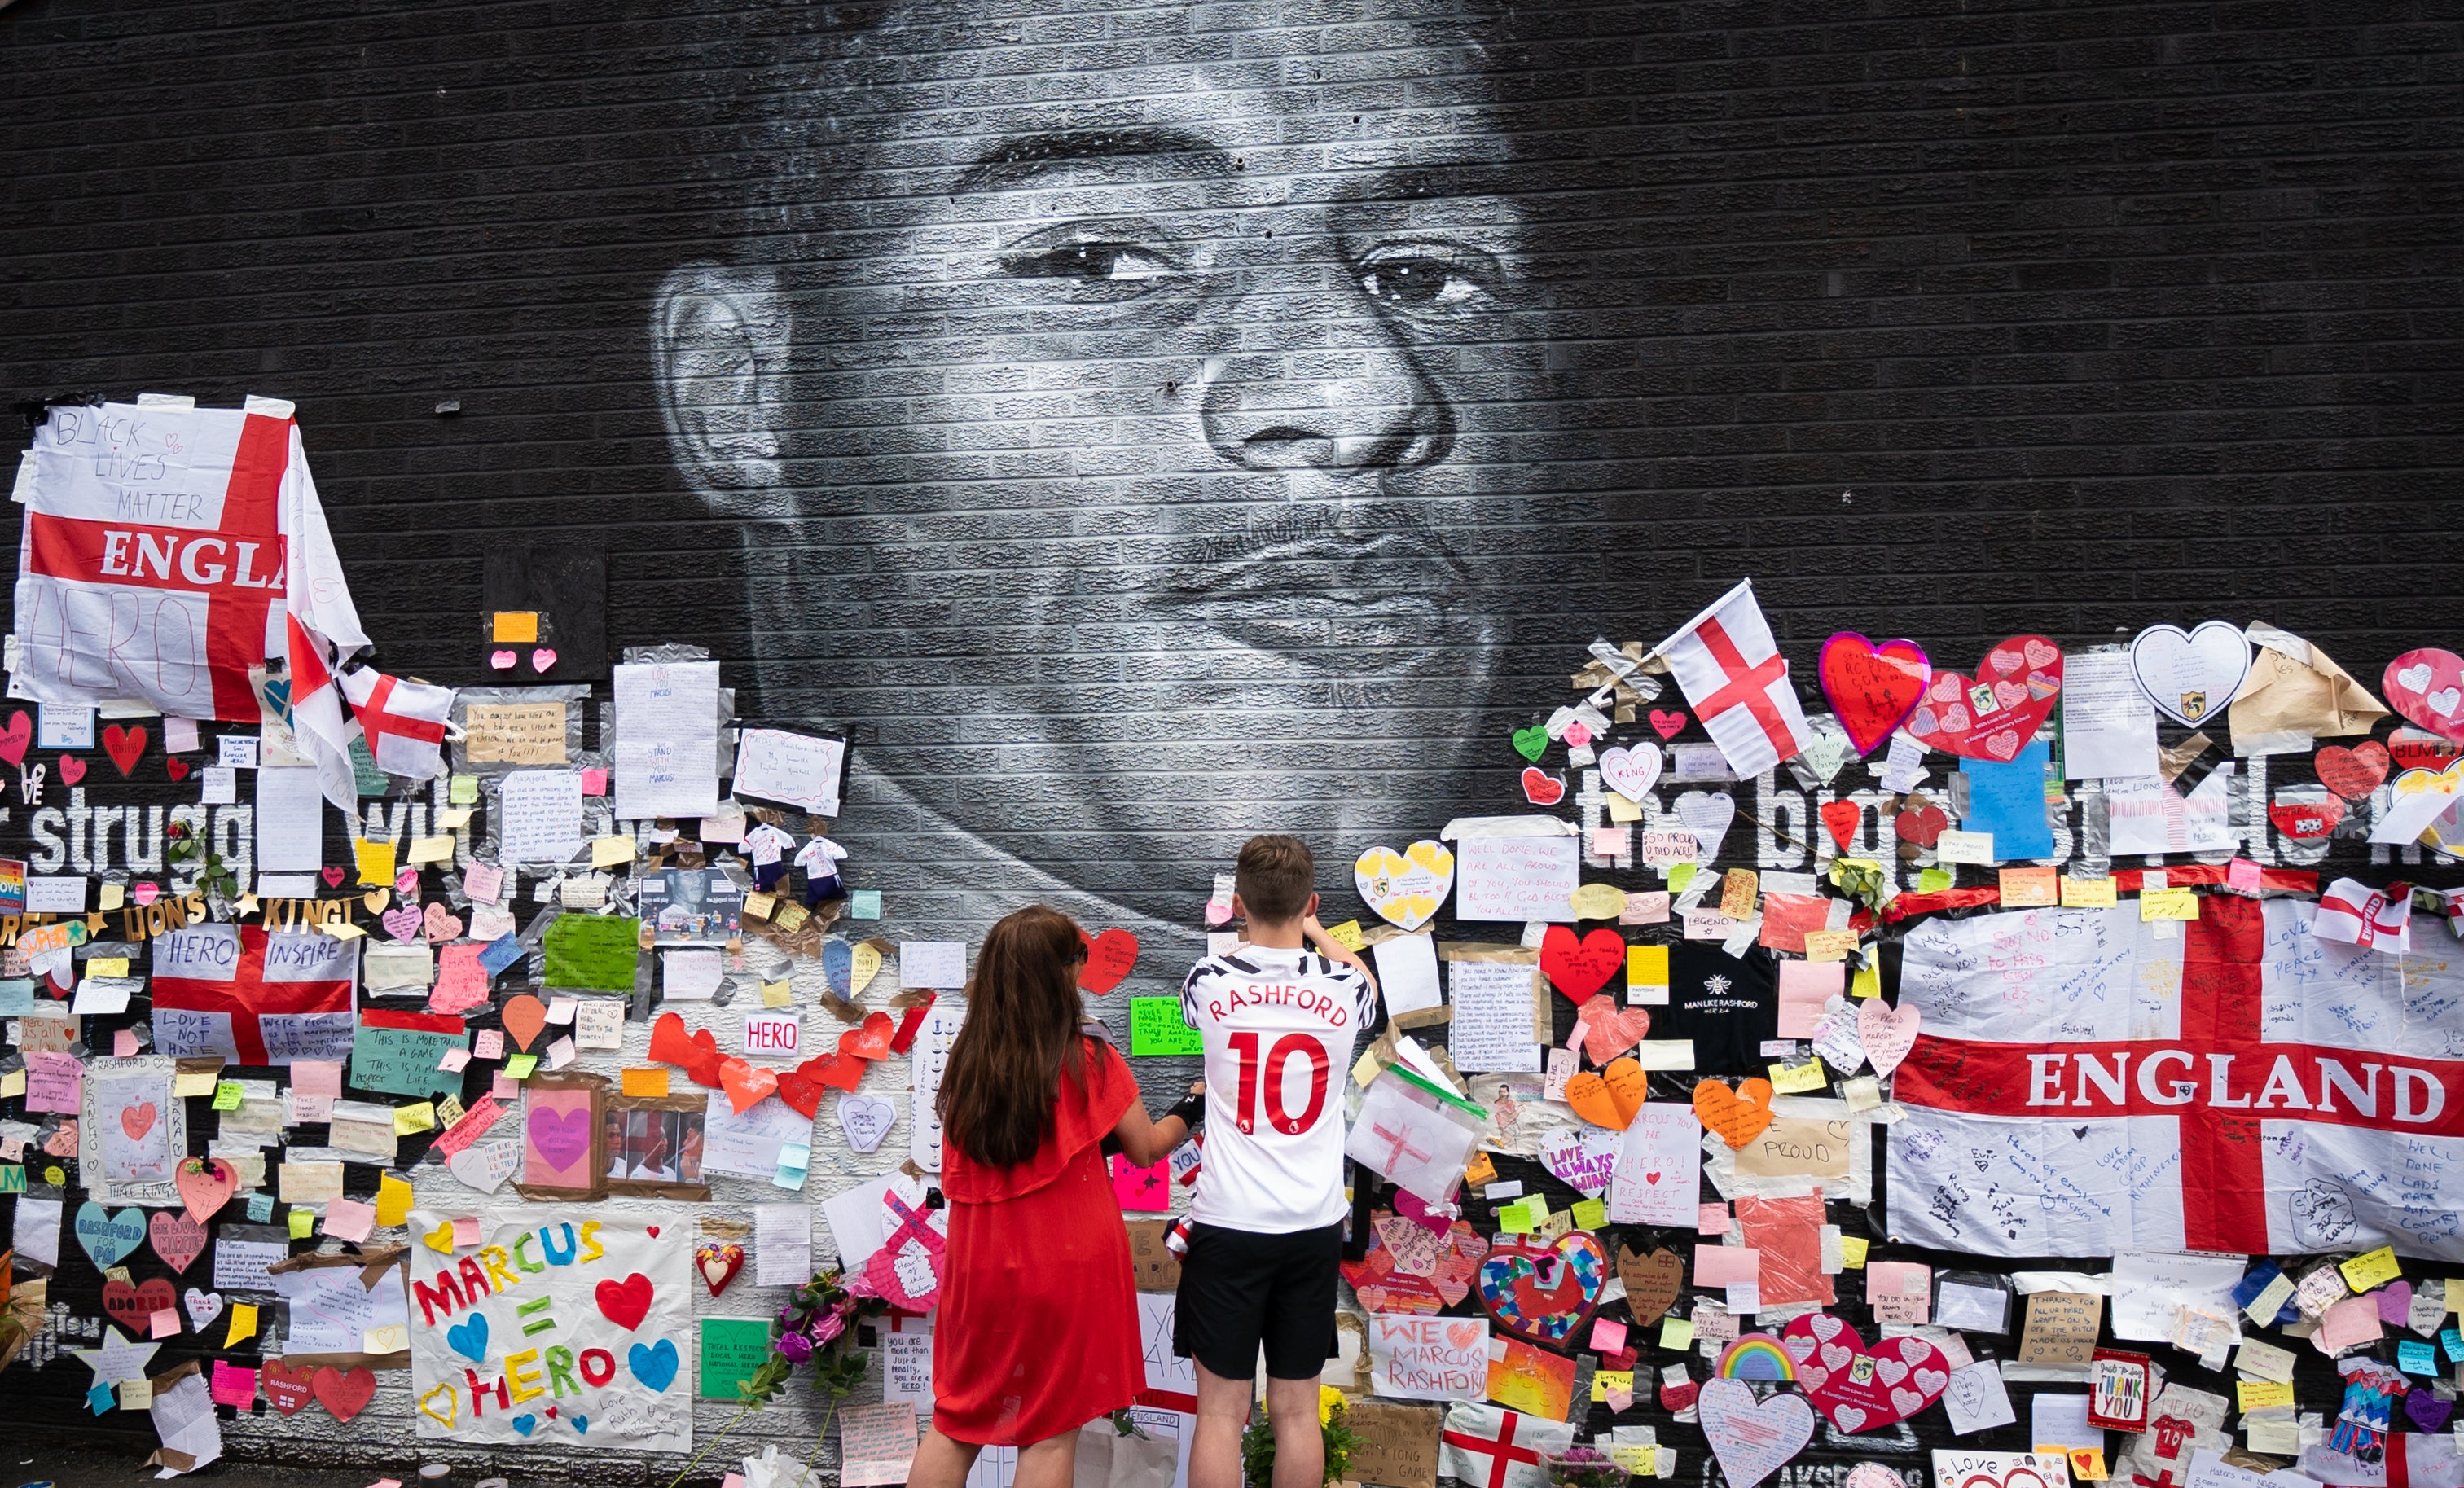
776, 1330, 815, 1364
810, 1310, 845, 1345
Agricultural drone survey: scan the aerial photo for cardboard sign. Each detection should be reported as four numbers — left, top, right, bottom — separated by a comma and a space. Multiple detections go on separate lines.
1346, 1400, 1443, 1488
1127, 1219, 1183, 1293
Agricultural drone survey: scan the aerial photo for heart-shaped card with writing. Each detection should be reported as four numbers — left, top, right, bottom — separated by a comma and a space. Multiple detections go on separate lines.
2130, 621, 2251, 728
1697, 1377, 1816, 1488
1477, 1231, 1608, 1348
1341, 1215, 1489, 1314
1820, 634, 1932, 757
1355, 841, 1456, 932
1906, 636, 2064, 762
2387, 648, 2464, 742
1780, 1313, 1952, 1433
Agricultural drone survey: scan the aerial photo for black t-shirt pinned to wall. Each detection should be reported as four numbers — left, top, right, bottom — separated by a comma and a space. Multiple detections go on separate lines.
1660, 942, 1781, 1075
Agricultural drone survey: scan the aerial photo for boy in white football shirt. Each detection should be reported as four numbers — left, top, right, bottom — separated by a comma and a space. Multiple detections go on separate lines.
1177, 835, 1381, 1488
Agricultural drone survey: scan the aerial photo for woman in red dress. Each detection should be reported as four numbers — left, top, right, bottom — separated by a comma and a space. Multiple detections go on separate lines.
911, 906, 1205, 1488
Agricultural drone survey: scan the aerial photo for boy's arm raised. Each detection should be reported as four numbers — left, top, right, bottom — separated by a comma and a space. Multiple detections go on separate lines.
1301, 915, 1380, 1003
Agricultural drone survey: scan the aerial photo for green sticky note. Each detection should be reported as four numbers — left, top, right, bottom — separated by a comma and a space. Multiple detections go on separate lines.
1918, 867, 1953, 893
1570, 1198, 1606, 1231
349, 736, 388, 797
542, 914, 643, 991
848, 889, 881, 920
1667, 863, 1698, 893
349, 1021, 469, 1098
1129, 996, 1204, 1056
212, 1082, 245, 1111
503, 1053, 538, 1080
1496, 1201, 1533, 1235
1659, 1316, 1695, 1350
450, 773, 480, 806
287, 1207, 314, 1239
700, 1317, 775, 1401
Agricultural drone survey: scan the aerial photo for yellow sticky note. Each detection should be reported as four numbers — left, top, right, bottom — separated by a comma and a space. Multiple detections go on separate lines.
355, 838, 397, 887
1768, 1057, 1827, 1094
1496, 1202, 1533, 1235
171, 1070, 217, 1097
1591, 1370, 1635, 1402
0, 1069, 23, 1100
1324, 919, 1367, 954
1570, 1198, 1607, 1231
1667, 863, 1697, 893
439, 806, 474, 829
450, 774, 480, 806
363, 1322, 409, 1354
761, 979, 793, 1008
2062, 876, 2119, 907
376, 1173, 414, 1227
288, 1208, 314, 1239
1464, 1152, 1497, 1187
2238, 1379, 2295, 1411
1801, 930, 1856, 963
407, 835, 456, 865
743, 891, 776, 922
2141, 886, 2200, 921
97, 884, 125, 911
491, 611, 539, 643
89, 956, 129, 977
503, 1054, 538, 1080
591, 835, 637, 868
1628, 944, 1668, 990
1851, 959, 1882, 999
393, 1102, 438, 1135
119, 1378, 153, 1409
1917, 867, 1953, 893
1605, 793, 1643, 823
2067, 1450, 2109, 1482
621, 1067, 670, 1098
1352, 1047, 1386, 1088
1720, 868, 1759, 920
1659, 1316, 1695, 1350
1840, 1235, 1870, 1268
226, 1301, 260, 1347
2341, 1246, 2402, 1293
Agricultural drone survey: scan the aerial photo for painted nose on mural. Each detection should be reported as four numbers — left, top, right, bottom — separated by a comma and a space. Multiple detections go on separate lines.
1198, 292, 1450, 473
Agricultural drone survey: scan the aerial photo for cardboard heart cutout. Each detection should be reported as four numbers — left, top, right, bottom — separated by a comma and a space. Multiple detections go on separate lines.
102, 1275, 178, 1335
1695, 1078, 1777, 1148
0, 711, 29, 766
1078, 928, 1140, 994
1538, 1126, 1619, 1197
1341, 1218, 1489, 1314
2131, 621, 2251, 727
1895, 800, 1948, 849
1616, 1245, 1685, 1325
102, 722, 148, 776
2269, 793, 2344, 841
718, 1057, 780, 1114
1575, 996, 1650, 1061
501, 993, 549, 1051
314, 1365, 378, 1424
262, 1359, 317, 1415
1540, 925, 1626, 1002
74, 1201, 147, 1269
1649, 709, 1687, 740
1598, 744, 1664, 802
2315, 740, 2392, 800
1820, 800, 1864, 853
696, 1241, 746, 1297
2386, 649, 2464, 741
1521, 767, 1566, 806
1858, 999, 1921, 1080
1564, 1058, 1646, 1131
1698, 1377, 1816, 1488
447, 1140, 521, 1193
149, 1210, 209, 1273
1905, 635, 2064, 761
1780, 1314, 1952, 1433
364, 888, 392, 913
1511, 725, 1549, 762
1477, 1231, 1609, 1346
1820, 634, 1932, 756
184, 1287, 223, 1332
837, 1093, 896, 1152
1354, 841, 1456, 932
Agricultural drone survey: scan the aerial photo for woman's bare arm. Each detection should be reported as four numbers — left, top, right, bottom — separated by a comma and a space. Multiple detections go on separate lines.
1113, 1080, 1203, 1168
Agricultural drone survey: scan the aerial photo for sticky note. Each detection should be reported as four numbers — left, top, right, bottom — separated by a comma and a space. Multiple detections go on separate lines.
1694, 1246, 1761, 1287
2238, 1379, 2295, 1411
2398, 1339, 2438, 1375
212, 1082, 245, 1111
454, 1215, 482, 1248
591, 834, 637, 867
150, 1306, 181, 1339
2244, 1272, 2295, 1325
503, 1054, 538, 1080
1667, 863, 1697, 893
762, 979, 793, 1007
1699, 1203, 1728, 1236
172, 1069, 217, 1097
1658, 1316, 1695, 1351
1935, 829, 1994, 864
376, 1173, 414, 1227
1768, 1058, 1826, 1094
1324, 919, 1367, 953
1851, 959, 1882, 999
355, 838, 397, 887
1570, 1198, 1606, 1231
2141, 886, 2199, 921
1464, 1152, 1496, 1187
1592, 1319, 1628, 1354
1999, 867, 2058, 906
323, 1198, 376, 1243
1592, 1370, 1635, 1402
288, 1207, 314, 1239
2342, 1246, 2402, 1293
622, 1067, 670, 1098
1917, 868, 1952, 893
245, 1193, 275, 1222
1801, 929, 1856, 962
1839, 1236, 1870, 1268
89, 956, 130, 977
450, 774, 480, 805
393, 1102, 438, 1135
1496, 1201, 1533, 1235
121, 1377, 154, 1408
1628, 943, 1669, 990
492, 611, 539, 643
407, 834, 456, 865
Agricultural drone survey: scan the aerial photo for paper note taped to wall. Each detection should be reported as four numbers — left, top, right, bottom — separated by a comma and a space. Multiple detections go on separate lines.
463, 701, 569, 765
732, 726, 846, 818
1453, 832, 1580, 924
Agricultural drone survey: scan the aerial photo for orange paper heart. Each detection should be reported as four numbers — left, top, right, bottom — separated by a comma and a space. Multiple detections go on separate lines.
1575, 998, 1651, 1061
1693, 1077, 1777, 1148
1564, 1057, 1646, 1130
500, 993, 548, 1052
839, 1010, 895, 1061
718, 1057, 780, 1114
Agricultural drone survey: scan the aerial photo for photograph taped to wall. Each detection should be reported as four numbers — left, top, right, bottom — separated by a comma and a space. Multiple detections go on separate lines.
639, 867, 745, 944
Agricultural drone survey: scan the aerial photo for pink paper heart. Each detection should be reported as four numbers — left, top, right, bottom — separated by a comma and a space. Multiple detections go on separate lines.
395, 867, 419, 892
322, 866, 346, 888
1859, 999, 1921, 1079
489, 649, 516, 669
132, 882, 161, 906
57, 754, 86, 785
530, 648, 557, 672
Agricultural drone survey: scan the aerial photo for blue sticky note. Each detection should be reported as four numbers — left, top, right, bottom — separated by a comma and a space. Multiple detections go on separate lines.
0, 979, 33, 1016
86, 1381, 116, 1415
848, 889, 882, 920
479, 933, 525, 977
1961, 740, 2055, 861
2444, 1327, 2463, 1363
245, 1192, 275, 1222
2400, 1339, 2438, 1375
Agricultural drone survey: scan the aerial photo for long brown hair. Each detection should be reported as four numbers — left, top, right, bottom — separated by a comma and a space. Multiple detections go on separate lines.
938, 905, 1089, 1170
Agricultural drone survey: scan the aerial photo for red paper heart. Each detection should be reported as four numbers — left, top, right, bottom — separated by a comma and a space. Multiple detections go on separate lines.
101, 1275, 177, 1335
2385, 649, 2464, 742
101, 723, 147, 777
648, 1012, 727, 1086
595, 1271, 655, 1330
322, 866, 347, 888
1781, 1313, 1952, 1433
2269, 797, 2345, 841
0, 710, 29, 766
1820, 799, 1864, 853
2390, 729, 2462, 773
1649, 709, 1686, 740
121, 1102, 158, 1140
1820, 634, 1932, 757
776, 1058, 832, 1117
1904, 635, 2064, 761
1078, 928, 1139, 994
2316, 740, 2392, 799
165, 757, 191, 781
839, 1010, 896, 1061
312, 1364, 377, 1424
1521, 767, 1566, 806
58, 753, 86, 785
1539, 925, 1626, 1003
718, 1057, 780, 1113
261, 1358, 316, 1415
149, 1210, 209, 1273
1895, 799, 1948, 849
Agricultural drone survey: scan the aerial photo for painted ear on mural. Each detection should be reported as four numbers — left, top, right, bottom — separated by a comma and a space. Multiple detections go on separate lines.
649, 262, 791, 494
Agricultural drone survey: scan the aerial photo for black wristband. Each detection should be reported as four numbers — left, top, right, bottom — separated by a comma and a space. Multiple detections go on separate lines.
1167, 1093, 1206, 1130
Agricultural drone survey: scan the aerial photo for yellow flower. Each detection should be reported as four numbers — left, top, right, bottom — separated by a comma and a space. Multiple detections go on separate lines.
1318, 1385, 1342, 1425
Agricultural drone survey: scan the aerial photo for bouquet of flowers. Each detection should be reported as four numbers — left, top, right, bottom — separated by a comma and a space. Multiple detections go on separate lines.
1541, 1446, 1628, 1488
665, 1266, 892, 1487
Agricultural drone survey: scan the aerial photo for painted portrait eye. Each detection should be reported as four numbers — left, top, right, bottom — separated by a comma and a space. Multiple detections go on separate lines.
999, 238, 1184, 299
1356, 244, 1499, 314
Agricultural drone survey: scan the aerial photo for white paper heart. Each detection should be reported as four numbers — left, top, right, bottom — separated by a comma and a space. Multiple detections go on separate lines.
1859, 999, 1922, 1080
1698, 1377, 1816, 1488
2129, 621, 2251, 728
1798, 718, 1851, 784
837, 1094, 897, 1153
446, 1139, 521, 1193
184, 1287, 223, 1331
1674, 791, 1737, 862
1597, 744, 1663, 803
1354, 841, 1456, 932
1537, 1126, 1619, 1197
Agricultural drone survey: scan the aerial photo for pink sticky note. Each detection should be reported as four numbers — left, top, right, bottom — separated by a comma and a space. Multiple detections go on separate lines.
24, 1049, 82, 1114
112, 1028, 139, 1057
1868, 1261, 1934, 1323
1591, 1318, 1628, 1354
453, 1215, 482, 1248
1693, 1245, 1762, 1287
1777, 960, 1845, 1038
437, 1047, 472, 1073
724, 1476, 749, 1488
464, 862, 505, 903
2320, 1293, 2385, 1352
2229, 858, 2263, 892
1698, 1202, 1730, 1236
1109, 1153, 1170, 1211
150, 1306, 182, 1339
473, 1029, 506, 1060
323, 1197, 377, 1244
209, 1361, 258, 1407
581, 767, 608, 796
292, 1060, 344, 1098
491, 1072, 519, 1101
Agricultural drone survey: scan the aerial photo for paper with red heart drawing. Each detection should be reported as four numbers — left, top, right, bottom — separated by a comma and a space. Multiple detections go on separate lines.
1906, 636, 2065, 761
1781, 1313, 1952, 1433
2385, 648, 2464, 742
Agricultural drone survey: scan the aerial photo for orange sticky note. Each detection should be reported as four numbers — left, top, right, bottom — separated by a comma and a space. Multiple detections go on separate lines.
1999, 867, 2058, 907
621, 1067, 670, 1098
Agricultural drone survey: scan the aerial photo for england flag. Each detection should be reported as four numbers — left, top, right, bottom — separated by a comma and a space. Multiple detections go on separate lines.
1649, 578, 1812, 778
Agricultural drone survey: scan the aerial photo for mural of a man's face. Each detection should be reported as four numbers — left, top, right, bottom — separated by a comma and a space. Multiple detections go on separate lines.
655, 3, 1569, 915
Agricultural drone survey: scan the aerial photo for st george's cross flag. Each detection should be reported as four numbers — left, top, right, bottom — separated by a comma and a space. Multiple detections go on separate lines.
1887, 894, 2464, 1262
1649, 578, 1813, 779
11, 396, 371, 808
340, 669, 454, 783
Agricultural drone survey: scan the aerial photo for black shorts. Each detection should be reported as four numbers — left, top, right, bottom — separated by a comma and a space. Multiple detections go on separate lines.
1174, 1221, 1343, 1383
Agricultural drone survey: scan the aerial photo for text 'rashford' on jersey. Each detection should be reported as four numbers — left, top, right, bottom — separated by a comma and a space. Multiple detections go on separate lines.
1180, 945, 1379, 1234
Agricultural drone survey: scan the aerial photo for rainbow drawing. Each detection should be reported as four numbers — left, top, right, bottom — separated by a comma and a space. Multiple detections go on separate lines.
1716, 1334, 1799, 1381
